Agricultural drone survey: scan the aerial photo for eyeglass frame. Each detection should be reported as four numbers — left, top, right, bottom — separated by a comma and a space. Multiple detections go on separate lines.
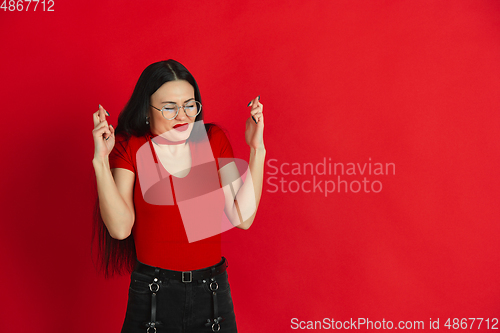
150, 100, 202, 120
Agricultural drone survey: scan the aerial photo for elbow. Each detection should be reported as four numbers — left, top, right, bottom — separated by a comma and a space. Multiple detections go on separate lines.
107, 216, 134, 240
110, 229, 132, 240
236, 220, 253, 230
108, 221, 133, 240
240, 224, 251, 230
236, 224, 250, 230
235, 209, 258, 230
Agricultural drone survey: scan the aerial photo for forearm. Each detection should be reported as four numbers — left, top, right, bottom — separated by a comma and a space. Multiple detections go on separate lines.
233, 146, 266, 229
92, 158, 134, 239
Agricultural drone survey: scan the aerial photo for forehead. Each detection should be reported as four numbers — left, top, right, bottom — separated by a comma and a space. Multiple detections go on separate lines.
151, 80, 194, 102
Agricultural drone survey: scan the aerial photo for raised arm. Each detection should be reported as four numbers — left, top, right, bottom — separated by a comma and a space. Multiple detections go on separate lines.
92, 105, 135, 240
220, 96, 265, 230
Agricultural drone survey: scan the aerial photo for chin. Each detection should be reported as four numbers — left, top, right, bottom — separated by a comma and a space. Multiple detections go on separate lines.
161, 123, 193, 141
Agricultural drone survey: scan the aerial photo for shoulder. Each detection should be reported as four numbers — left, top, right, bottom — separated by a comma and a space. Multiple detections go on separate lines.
114, 131, 145, 146
203, 123, 234, 159
112, 132, 147, 157
205, 123, 230, 142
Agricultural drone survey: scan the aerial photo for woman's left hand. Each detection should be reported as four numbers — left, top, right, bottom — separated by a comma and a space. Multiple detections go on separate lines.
245, 96, 265, 150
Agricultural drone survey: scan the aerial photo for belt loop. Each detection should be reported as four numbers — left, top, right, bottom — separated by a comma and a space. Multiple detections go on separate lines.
182, 271, 192, 283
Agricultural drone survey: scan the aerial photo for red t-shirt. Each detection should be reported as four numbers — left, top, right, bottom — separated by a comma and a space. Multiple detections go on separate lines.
108, 124, 234, 271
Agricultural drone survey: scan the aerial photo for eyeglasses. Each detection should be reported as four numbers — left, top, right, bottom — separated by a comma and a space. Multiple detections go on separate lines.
151, 101, 202, 120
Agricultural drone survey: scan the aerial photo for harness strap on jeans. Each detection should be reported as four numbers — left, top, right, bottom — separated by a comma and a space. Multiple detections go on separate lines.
145, 268, 163, 333
204, 266, 224, 332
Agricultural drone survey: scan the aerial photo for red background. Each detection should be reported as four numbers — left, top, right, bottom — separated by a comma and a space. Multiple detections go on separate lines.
1, 0, 499, 331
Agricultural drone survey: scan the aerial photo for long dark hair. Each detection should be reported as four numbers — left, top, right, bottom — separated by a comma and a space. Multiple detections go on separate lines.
91, 59, 208, 278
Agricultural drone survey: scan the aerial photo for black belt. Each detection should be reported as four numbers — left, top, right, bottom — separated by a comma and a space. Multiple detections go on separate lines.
135, 257, 228, 283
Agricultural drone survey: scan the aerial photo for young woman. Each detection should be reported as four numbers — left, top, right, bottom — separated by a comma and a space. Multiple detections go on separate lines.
92, 59, 265, 332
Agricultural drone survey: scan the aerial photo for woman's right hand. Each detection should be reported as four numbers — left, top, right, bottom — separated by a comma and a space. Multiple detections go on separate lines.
92, 105, 115, 161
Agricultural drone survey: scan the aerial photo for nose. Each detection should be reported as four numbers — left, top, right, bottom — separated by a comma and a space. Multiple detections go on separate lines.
175, 106, 188, 120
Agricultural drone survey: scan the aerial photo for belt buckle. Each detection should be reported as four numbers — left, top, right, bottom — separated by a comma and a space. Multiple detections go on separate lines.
182, 271, 192, 283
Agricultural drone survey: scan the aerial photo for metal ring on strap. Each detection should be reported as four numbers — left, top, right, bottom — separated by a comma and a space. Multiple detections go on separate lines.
149, 277, 160, 292
209, 280, 219, 291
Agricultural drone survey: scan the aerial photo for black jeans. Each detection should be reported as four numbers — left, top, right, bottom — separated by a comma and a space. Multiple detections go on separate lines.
121, 258, 238, 333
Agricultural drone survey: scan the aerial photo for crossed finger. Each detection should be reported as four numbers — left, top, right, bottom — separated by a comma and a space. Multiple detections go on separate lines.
93, 105, 112, 140
93, 105, 110, 127
248, 96, 263, 123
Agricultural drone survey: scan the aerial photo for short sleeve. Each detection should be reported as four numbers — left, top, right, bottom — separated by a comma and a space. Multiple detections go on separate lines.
207, 125, 234, 169
109, 134, 135, 173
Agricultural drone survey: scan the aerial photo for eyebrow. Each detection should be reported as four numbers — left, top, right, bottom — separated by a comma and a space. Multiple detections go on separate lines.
161, 98, 195, 104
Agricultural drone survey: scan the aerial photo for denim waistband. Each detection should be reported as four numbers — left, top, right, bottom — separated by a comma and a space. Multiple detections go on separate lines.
134, 257, 227, 283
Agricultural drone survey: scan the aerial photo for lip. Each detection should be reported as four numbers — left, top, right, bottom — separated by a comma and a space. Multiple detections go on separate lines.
173, 123, 189, 132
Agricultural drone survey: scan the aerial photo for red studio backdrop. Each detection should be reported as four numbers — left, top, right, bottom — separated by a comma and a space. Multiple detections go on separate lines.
1, 1, 499, 332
